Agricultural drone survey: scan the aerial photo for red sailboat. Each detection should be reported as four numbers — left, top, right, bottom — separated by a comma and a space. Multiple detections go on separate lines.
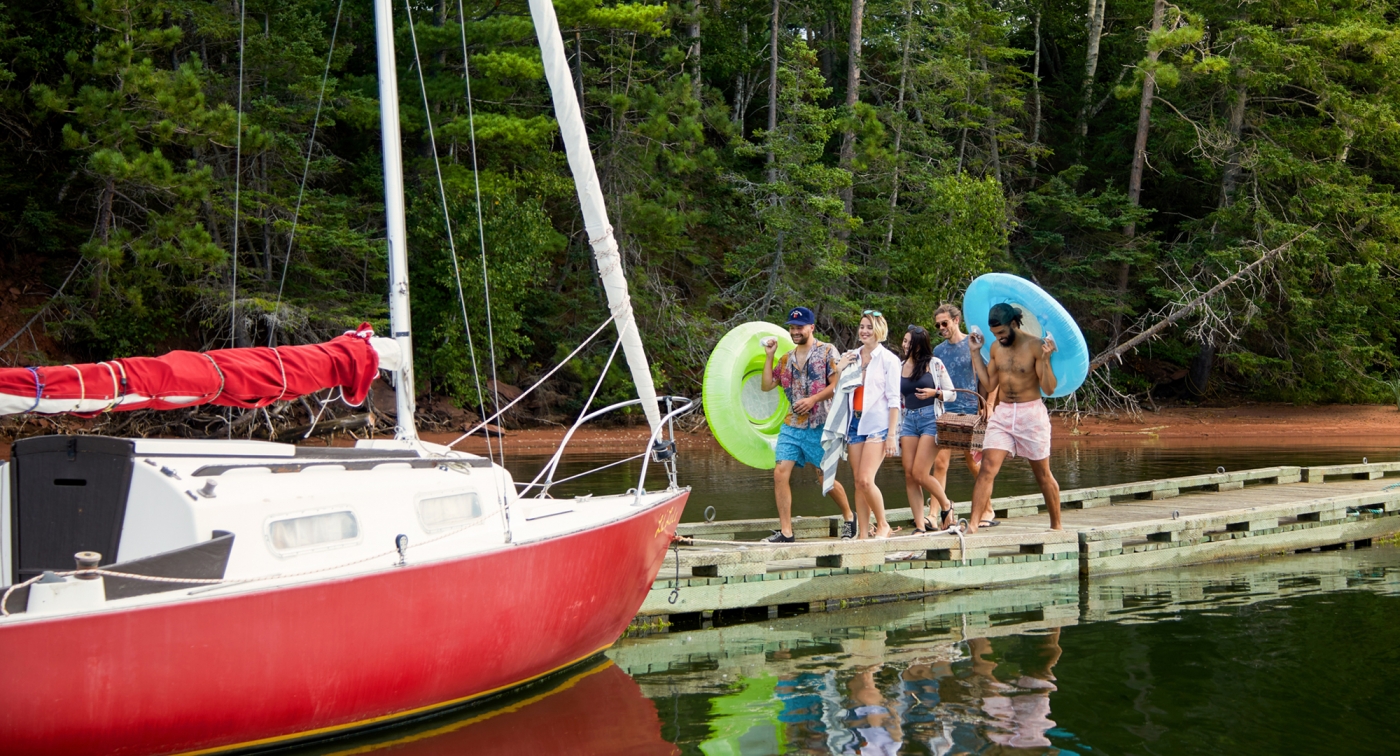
0, 1, 686, 753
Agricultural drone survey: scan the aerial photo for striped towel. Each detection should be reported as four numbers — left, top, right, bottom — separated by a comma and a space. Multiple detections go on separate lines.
820, 357, 864, 495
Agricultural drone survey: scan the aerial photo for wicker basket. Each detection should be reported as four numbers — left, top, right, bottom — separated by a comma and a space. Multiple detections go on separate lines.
936, 388, 986, 451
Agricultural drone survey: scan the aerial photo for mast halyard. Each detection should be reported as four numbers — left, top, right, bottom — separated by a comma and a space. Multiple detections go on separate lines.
526, 0, 664, 435
372, 0, 418, 441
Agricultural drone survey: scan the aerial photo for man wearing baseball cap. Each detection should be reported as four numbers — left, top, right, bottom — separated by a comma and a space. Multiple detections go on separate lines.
759, 306, 855, 542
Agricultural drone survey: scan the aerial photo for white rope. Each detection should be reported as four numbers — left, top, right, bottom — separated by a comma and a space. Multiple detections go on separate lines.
270, 0, 347, 341
532, 332, 626, 494
67, 364, 84, 412
516, 451, 647, 493
445, 314, 614, 447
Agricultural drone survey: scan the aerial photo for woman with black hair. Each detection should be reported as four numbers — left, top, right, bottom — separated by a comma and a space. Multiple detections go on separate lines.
899, 325, 958, 532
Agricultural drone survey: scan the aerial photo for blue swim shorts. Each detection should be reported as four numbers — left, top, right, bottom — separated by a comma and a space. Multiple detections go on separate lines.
846, 411, 888, 445
775, 424, 824, 468
899, 404, 940, 439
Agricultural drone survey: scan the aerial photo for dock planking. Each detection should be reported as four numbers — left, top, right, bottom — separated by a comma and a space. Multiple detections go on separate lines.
640, 462, 1400, 619
618, 549, 1400, 680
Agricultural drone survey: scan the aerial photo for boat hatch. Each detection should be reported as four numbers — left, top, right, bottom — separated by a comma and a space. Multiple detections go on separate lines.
9, 436, 135, 582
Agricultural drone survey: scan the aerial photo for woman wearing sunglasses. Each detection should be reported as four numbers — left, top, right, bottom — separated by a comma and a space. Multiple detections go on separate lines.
899, 325, 958, 532
834, 310, 902, 539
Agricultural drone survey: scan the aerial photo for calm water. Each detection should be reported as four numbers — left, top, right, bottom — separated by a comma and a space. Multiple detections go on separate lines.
286, 439, 1400, 755
294, 546, 1400, 755
503, 438, 1400, 523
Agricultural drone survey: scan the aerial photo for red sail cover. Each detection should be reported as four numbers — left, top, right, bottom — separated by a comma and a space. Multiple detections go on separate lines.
0, 325, 381, 416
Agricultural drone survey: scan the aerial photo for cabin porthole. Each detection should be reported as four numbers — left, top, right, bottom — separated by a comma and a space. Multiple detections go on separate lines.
264, 510, 361, 557
416, 492, 483, 533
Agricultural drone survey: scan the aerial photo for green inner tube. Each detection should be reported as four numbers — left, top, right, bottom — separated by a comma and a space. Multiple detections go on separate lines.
703, 322, 794, 469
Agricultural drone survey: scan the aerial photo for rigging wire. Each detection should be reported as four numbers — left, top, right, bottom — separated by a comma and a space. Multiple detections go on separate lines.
269, 0, 347, 345
402, 0, 510, 539
227, 0, 249, 440
445, 314, 613, 447
535, 322, 629, 494
456, 0, 506, 472
230, 0, 247, 349
400, 0, 495, 469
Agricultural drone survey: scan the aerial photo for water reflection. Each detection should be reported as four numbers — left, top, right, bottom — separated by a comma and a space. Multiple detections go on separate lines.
285, 548, 1400, 756
293, 661, 677, 756
683, 626, 1067, 754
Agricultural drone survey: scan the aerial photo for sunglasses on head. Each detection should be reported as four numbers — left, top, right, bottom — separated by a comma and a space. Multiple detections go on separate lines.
862, 309, 882, 317
907, 325, 926, 334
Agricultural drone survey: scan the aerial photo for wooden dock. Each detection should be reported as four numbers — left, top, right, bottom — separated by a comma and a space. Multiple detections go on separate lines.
616, 548, 1400, 682
639, 461, 1400, 622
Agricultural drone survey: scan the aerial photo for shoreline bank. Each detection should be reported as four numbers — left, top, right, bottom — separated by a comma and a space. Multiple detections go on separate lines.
431, 403, 1400, 456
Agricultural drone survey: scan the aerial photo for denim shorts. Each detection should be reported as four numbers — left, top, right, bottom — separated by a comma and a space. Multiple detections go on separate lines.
899, 404, 940, 439
775, 424, 824, 469
846, 411, 888, 445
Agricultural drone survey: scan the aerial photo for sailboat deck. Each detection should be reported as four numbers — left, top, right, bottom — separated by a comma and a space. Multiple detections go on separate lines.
636, 462, 1400, 621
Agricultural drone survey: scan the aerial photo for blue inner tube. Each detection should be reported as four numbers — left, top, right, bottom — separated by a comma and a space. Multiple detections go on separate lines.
962, 273, 1089, 398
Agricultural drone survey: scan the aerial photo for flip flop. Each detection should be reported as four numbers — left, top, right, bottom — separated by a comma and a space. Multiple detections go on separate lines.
940, 509, 957, 529
978, 519, 1001, 528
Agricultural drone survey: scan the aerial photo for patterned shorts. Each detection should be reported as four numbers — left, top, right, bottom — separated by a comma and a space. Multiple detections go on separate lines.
982, 399, 1051, 461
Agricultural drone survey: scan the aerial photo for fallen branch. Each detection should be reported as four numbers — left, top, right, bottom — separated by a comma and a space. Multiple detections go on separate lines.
276, 412, 373, 441
1088, 226, 1312, 371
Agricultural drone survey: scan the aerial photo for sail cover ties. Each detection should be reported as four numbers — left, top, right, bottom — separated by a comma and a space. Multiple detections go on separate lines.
0, 323, 385, 417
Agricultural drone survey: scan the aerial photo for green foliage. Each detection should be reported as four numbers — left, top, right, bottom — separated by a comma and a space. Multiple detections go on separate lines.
0, 0, 1395, 412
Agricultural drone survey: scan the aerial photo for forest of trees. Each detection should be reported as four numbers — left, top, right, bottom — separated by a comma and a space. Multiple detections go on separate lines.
0, 0, 1396, 424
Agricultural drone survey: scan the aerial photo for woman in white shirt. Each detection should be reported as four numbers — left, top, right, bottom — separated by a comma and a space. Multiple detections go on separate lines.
834, 311, 902, 539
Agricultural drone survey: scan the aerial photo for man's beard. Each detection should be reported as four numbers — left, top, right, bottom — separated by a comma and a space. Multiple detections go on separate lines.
997, 329, 1016, 346
792, 332, 809, 345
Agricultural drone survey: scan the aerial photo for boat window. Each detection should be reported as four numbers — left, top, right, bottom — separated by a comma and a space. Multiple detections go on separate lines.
417, 492, 483, 532
267, 511, 359, 553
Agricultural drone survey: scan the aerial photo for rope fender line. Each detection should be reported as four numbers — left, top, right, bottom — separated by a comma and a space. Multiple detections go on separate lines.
675, 525, 972, 565
0, 506, 509, 617
25, 366, 42, 412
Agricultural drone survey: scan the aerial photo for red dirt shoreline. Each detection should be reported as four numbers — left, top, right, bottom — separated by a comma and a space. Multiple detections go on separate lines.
430, 403, 1400, 455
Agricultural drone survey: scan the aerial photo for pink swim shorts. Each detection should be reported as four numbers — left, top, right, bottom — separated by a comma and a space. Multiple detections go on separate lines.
982, 398, 1051, 461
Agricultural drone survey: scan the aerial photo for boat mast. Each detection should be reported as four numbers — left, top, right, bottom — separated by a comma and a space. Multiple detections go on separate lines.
372, 0, 418, 441
526, 0, 663, 435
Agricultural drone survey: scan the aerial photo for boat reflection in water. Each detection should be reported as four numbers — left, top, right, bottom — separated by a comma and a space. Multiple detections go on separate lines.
293, 659, 679, 756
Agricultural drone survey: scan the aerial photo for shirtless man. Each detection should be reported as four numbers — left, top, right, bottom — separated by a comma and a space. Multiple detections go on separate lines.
966, 303, 1061, 533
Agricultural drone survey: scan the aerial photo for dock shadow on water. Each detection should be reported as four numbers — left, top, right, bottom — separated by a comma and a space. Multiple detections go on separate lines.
285, 546, 1400, 755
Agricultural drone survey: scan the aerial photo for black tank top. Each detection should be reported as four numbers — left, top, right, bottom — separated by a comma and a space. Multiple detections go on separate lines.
901, 366, 938, 410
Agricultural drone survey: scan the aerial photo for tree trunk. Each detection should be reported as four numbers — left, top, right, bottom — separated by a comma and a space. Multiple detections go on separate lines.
1219, 81, 1247, 207
956, 87, 973, 173
1089, 227, 1306, 371
1031, 12, 1042, 170
839, 0, 867, 216
1113, 0, 1167, 343
1075, 0, 1107, 161
689, 0, 702, 101
767, 0, 780, 183
573, 31, 585, 118
883, 0, 915, 254
980, 55, 1001, 185
733, 23, 748, 128
820, 18, 835, 84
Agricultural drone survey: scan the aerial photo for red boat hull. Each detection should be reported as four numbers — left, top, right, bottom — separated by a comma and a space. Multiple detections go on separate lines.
0, 491, 687, 755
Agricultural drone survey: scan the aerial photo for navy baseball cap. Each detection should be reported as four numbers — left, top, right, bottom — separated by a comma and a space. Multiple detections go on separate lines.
785, 307, 815, 326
